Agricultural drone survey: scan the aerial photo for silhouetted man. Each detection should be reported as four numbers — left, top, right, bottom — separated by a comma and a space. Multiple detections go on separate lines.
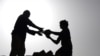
10, 10, 43, 56
44, 20, 73, 56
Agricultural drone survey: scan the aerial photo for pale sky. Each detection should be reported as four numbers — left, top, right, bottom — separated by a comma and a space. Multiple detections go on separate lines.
0, 0, 100, 56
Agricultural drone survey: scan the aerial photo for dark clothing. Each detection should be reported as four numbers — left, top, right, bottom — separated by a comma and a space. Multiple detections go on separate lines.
55, 29, 72, 56
60, 29, 72, 50
55, 47, 72, 56
10, 35, 25, 56
12, 15, 36, 41
10, 14, 36, 56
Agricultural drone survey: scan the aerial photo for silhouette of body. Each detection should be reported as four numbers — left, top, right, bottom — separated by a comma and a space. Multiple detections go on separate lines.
10, 10, 43, 56
44, 20, 72, 56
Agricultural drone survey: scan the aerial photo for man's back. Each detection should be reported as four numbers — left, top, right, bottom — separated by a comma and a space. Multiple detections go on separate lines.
12, 15, 29, 37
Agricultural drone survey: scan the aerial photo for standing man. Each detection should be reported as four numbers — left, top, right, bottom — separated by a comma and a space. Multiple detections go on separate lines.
10, 10, 43, 56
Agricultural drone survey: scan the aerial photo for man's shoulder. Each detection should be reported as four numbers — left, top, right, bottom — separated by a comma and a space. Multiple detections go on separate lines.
18, 15, 23, 18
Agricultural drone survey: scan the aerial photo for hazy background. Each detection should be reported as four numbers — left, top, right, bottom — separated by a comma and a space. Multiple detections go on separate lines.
0, 0, 100, 56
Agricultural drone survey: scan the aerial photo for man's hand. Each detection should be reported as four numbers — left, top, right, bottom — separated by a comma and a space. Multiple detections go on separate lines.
43, 29, 51, 39
36, 31, 42, 36
39, 28, 43, 32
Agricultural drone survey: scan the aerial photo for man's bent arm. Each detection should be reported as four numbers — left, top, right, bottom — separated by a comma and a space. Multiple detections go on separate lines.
27, 19, 43, 31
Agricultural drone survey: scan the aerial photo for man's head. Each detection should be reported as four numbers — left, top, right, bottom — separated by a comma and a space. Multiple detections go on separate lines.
60, 20, 68, 30
23, 10, 30, 17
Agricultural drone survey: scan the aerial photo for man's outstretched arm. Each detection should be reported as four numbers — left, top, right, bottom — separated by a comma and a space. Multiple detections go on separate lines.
27, 27, 42, 36
27, 19, 43, 32
44, 30, 60, 44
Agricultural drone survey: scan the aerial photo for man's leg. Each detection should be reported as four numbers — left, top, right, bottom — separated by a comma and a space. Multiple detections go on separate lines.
18, 47, 25, 56
18, 40, 25, 56
10, 48, 17, 56
10, 35, 18, 56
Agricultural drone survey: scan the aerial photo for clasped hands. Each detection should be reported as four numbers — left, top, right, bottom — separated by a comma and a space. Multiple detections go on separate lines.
36, 28, 52, 39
